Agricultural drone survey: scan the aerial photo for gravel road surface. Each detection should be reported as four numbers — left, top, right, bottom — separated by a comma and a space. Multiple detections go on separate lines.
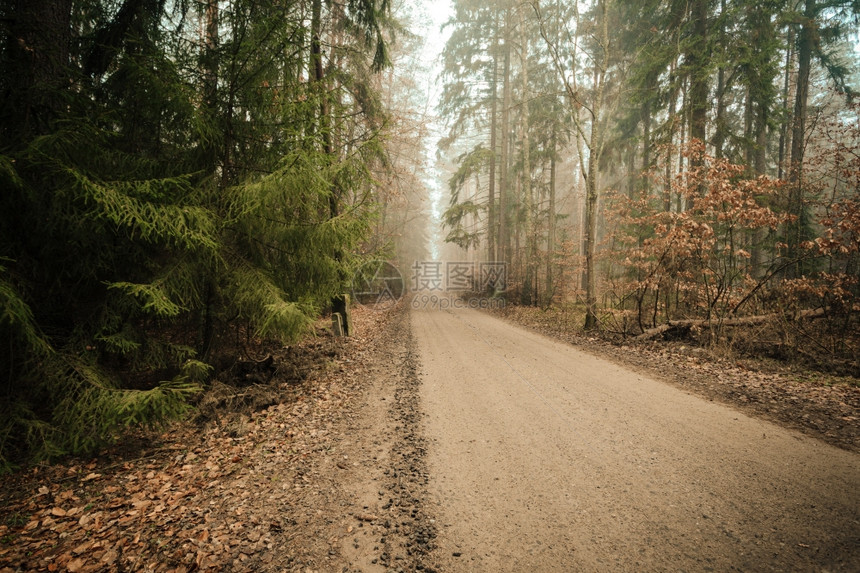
414, 307, 859, 572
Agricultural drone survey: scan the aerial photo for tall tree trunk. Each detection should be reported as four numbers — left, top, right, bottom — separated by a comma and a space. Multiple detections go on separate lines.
749, 96, 769, 277
200, 0, 220, 359
789, 1, 812, 187
665, 56, 677, 212
626, 143, 637, 200
498, 6, 512, 270
519, 11, 535, 306
713, 0, 727, 159
203, 0, 218, 110
583, 130, 600, 329
641, 90, 652, 195
778, 24, 796, 181
787, 0, 813, 277
744, 87, 754, 171
513, 173, 521, 285
583, 0, 609, 331
488, 14, 500, 264
677, 76, 687, 210
311, 0, 333, 167
0, 0, 73, 144
545, 128, 557, 306
754, 103, 768, 177
751, 3, 774, 277
311, 0, 348, 332
688, 0, 709, 164
575, 131, 587, 292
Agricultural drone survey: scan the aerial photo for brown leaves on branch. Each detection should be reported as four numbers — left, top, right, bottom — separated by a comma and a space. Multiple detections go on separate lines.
605, 137, 859, 368
607, 142, 793, 332
806, 197, 860, 257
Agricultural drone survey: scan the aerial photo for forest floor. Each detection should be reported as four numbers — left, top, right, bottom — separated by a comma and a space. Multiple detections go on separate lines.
1, 302, 858, 572
0, 304, 439, 573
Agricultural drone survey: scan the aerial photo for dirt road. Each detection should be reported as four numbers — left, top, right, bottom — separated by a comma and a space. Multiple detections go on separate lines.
414, 307, 859, 572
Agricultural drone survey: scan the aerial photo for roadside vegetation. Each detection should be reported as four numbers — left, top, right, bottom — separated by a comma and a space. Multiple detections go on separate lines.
438, 0, 859, 378
0, 0, 431, 470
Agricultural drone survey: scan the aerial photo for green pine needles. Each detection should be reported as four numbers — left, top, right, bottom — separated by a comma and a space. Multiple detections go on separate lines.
0, 0, 391, 471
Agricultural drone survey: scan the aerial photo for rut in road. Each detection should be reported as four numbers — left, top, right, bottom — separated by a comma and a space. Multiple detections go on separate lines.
413, 307, 859, 572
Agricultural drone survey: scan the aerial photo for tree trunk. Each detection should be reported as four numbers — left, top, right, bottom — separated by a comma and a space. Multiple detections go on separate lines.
778, 24, 795, 181
200, 0, 220, 359
519, 11, 535, 306
688, 0, 709, 164
583, 0, 609, 331
311, 0, 333, 163
583, 135, 600, 329
744, 87, 754, 171
634, 307, 842, 341
203, 0, 218, 109
545, 128, 557, 306
311, 0, 348, 333
751, 36, 771, 278
498, 6, 512, 270
641, 90, 652, 195
488, 14, 499, 264
713, 0, 727, 159
677, 75, 687, 210
787, 0, 813, 277
664, 56, 677, 212
0, 0, 73, 144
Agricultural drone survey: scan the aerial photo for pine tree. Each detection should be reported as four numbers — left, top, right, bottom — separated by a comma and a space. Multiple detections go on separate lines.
0, 0, 392, 469
786, 0, 859, 276
439, 0, 510, 260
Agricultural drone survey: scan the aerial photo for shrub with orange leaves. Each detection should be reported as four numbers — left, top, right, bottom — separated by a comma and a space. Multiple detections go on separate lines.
607, 142, 793, 336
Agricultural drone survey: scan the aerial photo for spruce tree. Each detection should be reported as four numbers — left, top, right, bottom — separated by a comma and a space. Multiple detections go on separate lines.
0, 0, 392, 469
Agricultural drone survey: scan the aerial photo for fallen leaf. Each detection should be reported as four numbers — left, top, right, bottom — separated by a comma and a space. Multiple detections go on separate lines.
72, 541, 92, 555
101, 549, 118, 564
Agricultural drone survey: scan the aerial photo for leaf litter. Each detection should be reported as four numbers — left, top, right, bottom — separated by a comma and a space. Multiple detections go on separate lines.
0, 305, 415, 572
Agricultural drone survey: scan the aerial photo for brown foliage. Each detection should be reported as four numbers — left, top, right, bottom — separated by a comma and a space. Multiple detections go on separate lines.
607, 142, 792, 332
604, 140, 859, 373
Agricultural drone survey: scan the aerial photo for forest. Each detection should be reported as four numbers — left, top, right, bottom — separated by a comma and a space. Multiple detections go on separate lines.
438, 0, 860, 367
0, 0, 433, 469
0, 0, 858, 469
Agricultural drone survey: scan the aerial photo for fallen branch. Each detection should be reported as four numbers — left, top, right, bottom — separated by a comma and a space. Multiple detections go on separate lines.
634, 308, 831, 342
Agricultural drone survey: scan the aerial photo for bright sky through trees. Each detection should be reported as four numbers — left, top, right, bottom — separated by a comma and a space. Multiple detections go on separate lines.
410, 0, 454, 258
